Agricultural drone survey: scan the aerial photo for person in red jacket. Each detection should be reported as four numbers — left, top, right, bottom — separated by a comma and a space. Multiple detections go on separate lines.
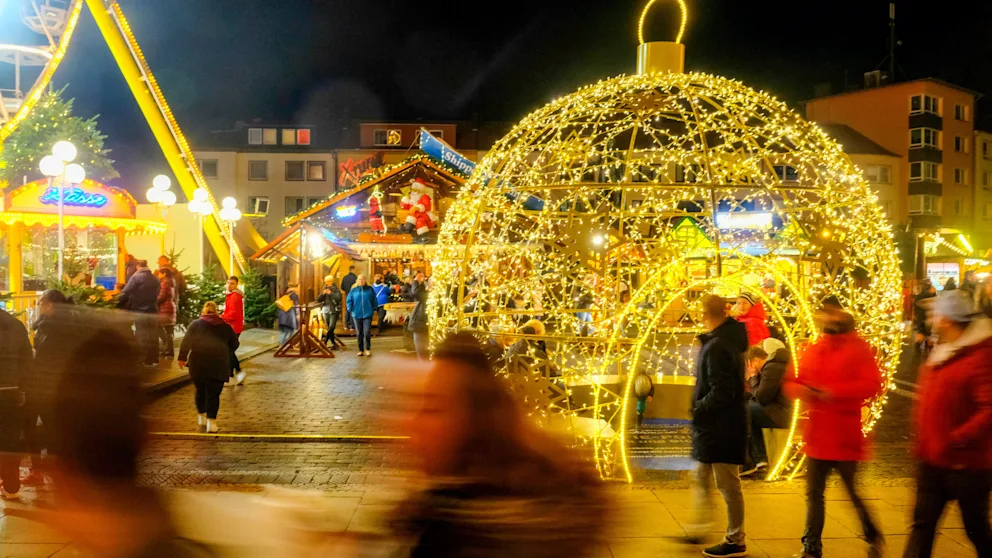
221, 276, 246, 385
904, 291, 992, 558
734, 292, 770, 346
783, 301, 884, 558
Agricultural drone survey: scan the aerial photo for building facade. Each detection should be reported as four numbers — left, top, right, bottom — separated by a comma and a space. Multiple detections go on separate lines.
805, 78, 979, 234
973, 131, 992, 252
817, 124, 904, 223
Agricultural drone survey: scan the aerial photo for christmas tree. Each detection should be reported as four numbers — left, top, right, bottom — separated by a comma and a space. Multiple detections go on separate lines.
242, 266, 276, 328
0, 87, 118, 189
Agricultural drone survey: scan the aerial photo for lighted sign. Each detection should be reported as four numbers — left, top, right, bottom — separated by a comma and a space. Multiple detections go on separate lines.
336, 205, 358, 218
338, 153, 385, 188
716, 212, 772, 230
40, 186, 108, 208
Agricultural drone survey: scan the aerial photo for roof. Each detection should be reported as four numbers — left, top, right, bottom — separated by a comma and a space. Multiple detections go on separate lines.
250, 222, 362, 264
815, 123, 899, 157
282, 154, 467, 226
804, 77, 984, 104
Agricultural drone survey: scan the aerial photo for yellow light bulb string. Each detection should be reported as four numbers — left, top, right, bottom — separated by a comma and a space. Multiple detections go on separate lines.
638, 0, 688, 45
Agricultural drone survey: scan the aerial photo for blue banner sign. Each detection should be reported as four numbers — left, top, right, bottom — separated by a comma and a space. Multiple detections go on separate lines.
39, 186, 108, 208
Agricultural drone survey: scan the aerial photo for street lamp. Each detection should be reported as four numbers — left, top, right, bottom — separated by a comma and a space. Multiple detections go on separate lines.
146, 174, 176, 254
219, 197, 242, 276
39, 141, 83, 281
187, 188, 212, 274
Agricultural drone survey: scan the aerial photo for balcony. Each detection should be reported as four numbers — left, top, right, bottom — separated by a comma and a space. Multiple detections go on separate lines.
908, 146, 943, 164
909, 181, 942, 196
909, 113, 943, 130
909, 214, 941, 230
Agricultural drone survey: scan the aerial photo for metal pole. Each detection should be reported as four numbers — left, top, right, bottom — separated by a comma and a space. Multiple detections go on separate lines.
55, 175, 64, 281
198, 215, 205, 275
228, 221, 235, 278
888, 2, 897, 82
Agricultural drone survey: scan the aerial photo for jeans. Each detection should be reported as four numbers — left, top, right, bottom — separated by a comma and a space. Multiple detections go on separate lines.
322, 311, 339, 345
159, 324, 175, 356
135, 314, 159, 365
280, 327, 294, 345
0, 403, 22, 494
747, 400, 779, 465
355, 317, 373, 351
691, 462, 746, 546
803, 459, 880, 556
345, 310, 355, 330
413, 331, 429, 361
377, 307, 387, 334
194, 378, 225, 419
230, 332, 241, 374
904, 463, 992, 558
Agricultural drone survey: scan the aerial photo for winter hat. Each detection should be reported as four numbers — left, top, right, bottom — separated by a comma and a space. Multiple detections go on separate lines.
933, 290, 978, 323
739, 292, 757, 306
762, 337, 787, 356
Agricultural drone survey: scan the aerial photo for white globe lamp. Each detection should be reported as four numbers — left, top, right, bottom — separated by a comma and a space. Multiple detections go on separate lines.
193, 188, 209, 203
39, 155, 64, 177
52, 140, 77, 163
161, 190, 177, 207
152, 174, 172, 191
146, 187, 163, 204
64, 163, 85, 185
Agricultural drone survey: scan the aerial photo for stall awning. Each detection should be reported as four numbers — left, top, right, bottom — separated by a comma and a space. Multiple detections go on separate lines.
0, 211, 166, 235
251, 223, 363, 264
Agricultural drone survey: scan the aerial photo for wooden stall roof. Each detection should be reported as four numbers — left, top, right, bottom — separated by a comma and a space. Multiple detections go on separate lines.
282, 155, 467, 227
251, 222, 363, 264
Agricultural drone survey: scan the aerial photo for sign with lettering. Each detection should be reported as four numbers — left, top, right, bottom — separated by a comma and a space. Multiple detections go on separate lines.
338, 153, 385, 189
39, 186, 108, 208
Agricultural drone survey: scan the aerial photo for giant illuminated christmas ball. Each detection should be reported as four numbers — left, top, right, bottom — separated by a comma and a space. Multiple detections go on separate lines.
427, 2, 902, 481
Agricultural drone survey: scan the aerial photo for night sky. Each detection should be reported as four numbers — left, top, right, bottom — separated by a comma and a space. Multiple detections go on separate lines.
43, 0, 992, 189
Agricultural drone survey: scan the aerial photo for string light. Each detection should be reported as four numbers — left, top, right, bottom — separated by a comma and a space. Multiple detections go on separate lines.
428, 70, 903, 482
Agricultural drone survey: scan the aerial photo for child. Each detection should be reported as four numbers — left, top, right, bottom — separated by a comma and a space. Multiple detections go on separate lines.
633, 372, 655, 432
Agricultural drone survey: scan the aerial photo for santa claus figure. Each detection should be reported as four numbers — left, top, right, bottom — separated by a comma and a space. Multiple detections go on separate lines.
368, 190, 386, 234
400, 180, 437, 239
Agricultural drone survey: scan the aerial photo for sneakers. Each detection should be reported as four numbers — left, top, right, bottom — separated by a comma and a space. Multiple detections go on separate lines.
0, 487, 20, 501
197, 413, 206, 426
741, 461, 767, 477
702, 542, 747, 557
235, 371, 246, 385
357, 351, 364, 357
364, 350, 371, 357
205, 419, 219, 433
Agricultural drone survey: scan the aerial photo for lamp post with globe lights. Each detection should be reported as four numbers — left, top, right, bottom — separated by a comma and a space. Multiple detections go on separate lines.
146, 174, 176, 254
187, 188, 212, 274
39, 140, 85, 281
219, 197, 242, 276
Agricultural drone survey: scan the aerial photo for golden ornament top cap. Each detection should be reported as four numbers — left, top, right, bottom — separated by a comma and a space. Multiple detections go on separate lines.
637, 0, 687, 75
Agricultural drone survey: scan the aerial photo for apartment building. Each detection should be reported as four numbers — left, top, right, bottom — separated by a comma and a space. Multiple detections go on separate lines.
974, 131, 992, 251
817, 123, 903, 223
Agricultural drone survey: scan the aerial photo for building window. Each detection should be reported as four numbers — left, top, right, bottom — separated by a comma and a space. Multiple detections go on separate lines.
199, 159, 218, 179
282, 129, 296, 146
954, 136, 969, 153
285, 161, 305, 181
676, 164, 701, 183
984, 142, 991, 159
373, 129, 403, 147
262, 128, 278, 145
865, 165, 891, 184
910, 161, 939, 182
953, 199, 964, 216
248, 128, 263, 145
773, 165, 798, 182
955, 104, 970, 121
307, 161, 326, 181
307, 197, 323, 208
247, 196, 269, 216
285, 196, 306, 216
985, 203, 992, 220
953, 168, 968, 185
909, 194, 940, 215
428, 129, 444, 139
910, 128, 940, 148
984, 171, 991, 188
910, 94, 940, 115
297, 129, 311, 145
248, 160, 268, 180
881, 200, 893, 217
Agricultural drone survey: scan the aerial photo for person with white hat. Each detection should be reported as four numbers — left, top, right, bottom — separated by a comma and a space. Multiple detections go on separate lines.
905, 290, 992, 558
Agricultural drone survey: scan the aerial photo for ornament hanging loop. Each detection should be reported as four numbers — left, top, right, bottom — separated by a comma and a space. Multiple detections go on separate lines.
638, 0, 687, 45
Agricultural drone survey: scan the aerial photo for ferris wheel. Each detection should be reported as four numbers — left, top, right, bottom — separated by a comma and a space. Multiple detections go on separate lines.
0, 0, 80, 127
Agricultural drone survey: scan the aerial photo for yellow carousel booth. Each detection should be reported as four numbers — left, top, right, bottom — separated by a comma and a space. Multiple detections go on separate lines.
1, 178, 166, 293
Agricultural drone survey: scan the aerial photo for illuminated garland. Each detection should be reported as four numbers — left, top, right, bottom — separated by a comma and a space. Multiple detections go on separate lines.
428, 71, 903, 481
0, 211, 166, 234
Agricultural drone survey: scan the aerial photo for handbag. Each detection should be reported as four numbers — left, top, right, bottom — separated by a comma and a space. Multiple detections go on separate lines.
275, 295, 294, 312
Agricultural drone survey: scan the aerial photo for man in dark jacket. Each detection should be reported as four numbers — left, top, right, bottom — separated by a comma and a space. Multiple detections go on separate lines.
119, 260, 162, 366
317, 275, 343, 348
341, 266, 358, 330
0, 310, 32, 498
688, 294, 748, 558
742, 338, 791, 476
408, 272, 430, 360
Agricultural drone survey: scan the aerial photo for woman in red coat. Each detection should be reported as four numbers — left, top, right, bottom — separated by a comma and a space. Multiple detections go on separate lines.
155, 268, 178, 358
734, 292, 770, 346
783, 303, 884, 558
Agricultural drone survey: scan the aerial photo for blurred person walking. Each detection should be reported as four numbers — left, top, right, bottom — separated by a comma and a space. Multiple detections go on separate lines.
276, 286, 299, 346
734, 291, 770, 346
118, 259, 162, 366
975, 279, 992, 319
0, 307, 32, 499
317, 276, 343, 348
742, 337, 791, 477
341, 265, 358, 330
408, 272, 430, 360
913, 280, 937, 357
220, 276, 246, 385
784, 302, 884, 558
157, 254, 187, 299
346, 274, 378, 357
687, 294, 749, 558
155, 268, 177, 358
904, 291, 992, 558
393, 332, 609, 557
178, 301, 239, 433
373, 275, 390, 334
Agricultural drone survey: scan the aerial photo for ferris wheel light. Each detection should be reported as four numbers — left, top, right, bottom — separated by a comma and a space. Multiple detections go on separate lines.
52, 140, 77, 162
152, 174, 172, 191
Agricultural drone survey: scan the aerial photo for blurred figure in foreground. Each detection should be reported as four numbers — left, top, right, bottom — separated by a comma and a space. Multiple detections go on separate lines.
179, 301, 239, 433
49, 308, 212, 557
904, 291, 992, 558
0, 305, 32, 499
119, 259, 162, 366
393, 332, 609, 557
784, 302, 883, 558
688, 295, 748, 558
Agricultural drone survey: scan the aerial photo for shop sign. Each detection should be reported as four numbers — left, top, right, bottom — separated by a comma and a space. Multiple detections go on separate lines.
420, 129, 475, 176
336, 205, 358, 218
40, 186, 108, 208
338, 153, 384, 189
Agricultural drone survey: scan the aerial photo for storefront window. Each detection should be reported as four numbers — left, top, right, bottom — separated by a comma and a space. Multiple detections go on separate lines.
22, 227, 118, 291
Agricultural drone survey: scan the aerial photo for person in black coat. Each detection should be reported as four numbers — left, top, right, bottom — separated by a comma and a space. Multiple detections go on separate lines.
118, 260, 162, 366
317, 277, 343, 347
687, 295, 749, 556
178, 301, 239, 433
408, 272, 430, 360
0, 308, 32, 498
341, 266, 358, 330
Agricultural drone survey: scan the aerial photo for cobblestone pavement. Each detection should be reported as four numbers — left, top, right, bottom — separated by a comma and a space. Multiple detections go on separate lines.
140, 336, 924, 491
